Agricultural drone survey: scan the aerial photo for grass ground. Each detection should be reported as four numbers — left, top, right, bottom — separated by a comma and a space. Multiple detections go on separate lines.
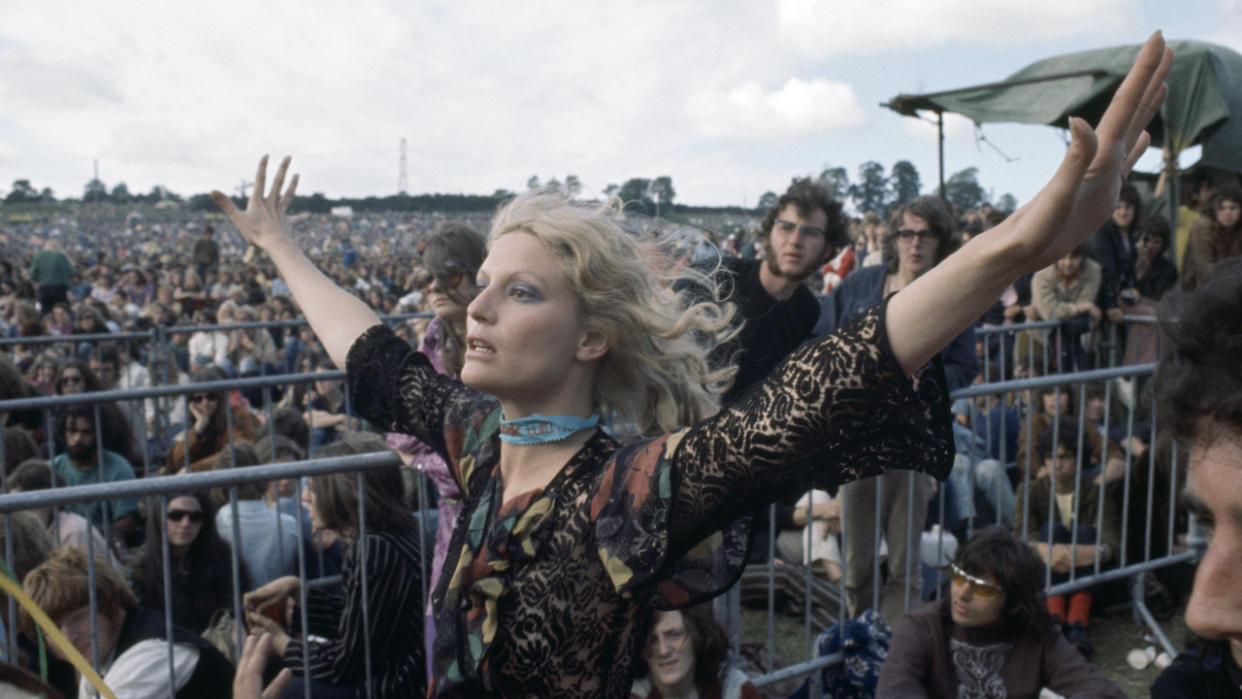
739, 599, 1188, 697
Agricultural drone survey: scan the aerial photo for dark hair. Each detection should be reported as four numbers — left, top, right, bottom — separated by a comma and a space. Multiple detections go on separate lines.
1116, 183, 1143, 232
759, 178, 849, 262
89, 343, 122, 373
634, 603, 730, 687
1035, 415, 1082, 462
255, 434, 305, 464
270, 407, 310, 450
9, 459, 63, 491
130, 490, 238, 631
948, 527, 1053, 636
2, 428, 40, 473
1154, 257, 1242, 444
211, 441, 265, 502
423, 222, 485, 290
54, 360, 103, 394
1138, 214, 1171, 251
310, 434, 415, 540
883, 196, 961, 275
186, 366, 229, 436
53, 404, 97, 447
1209, 184, 1242, 259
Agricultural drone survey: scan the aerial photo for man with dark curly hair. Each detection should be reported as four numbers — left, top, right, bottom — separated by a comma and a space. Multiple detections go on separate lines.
1150, 257, 1242, 695
680, 177, 849, 566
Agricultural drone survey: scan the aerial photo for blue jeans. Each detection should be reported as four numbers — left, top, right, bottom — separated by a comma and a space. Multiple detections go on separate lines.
944, 454, 1016, 529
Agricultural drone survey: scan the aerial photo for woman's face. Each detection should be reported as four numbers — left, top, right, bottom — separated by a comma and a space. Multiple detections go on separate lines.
895, 212, 939, 278
166, 495, 204, 551
462, 233, 602, 408
425, 271, 477, 325
1112, 201, 1136, 230
1136, 234, 1166, 261
302, 484, 324, 533
1041, 390, 1069, 416
1055, 253, 1084, 278
950, 567, 1007, 628
36, 361, 57, 384
1216, 198, 1241, 229
642, 610, 696, 693
58, 368, 86, 395
189, 391, 220, 418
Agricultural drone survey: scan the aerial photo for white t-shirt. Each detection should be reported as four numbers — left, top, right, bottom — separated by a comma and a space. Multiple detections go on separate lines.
80, 640, 198, 699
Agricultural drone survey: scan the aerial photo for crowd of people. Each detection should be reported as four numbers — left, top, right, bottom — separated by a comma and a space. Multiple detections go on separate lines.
0, 36, 1239, 698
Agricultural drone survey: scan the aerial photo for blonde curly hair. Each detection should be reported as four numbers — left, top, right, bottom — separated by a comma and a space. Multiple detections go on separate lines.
488, 192, 737, 436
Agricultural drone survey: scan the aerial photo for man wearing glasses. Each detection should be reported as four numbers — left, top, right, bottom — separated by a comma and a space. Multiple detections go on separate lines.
815, 195, 978, 623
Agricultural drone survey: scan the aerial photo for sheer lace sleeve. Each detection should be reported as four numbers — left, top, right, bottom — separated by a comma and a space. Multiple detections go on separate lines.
592, 302, 953, 605
346, 324, 496, 491
668, 302, 953, 552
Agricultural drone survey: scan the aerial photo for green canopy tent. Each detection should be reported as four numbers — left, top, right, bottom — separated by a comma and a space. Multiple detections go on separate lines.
883, 40, 1242, 212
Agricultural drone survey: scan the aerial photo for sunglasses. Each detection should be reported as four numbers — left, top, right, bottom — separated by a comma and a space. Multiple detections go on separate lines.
189, 394, 218, 404
896, 229, 937, 242
60, 375, 84, 385
949, 563, 1004, 598
420, 270, 467, 292
166, 509, 204, 523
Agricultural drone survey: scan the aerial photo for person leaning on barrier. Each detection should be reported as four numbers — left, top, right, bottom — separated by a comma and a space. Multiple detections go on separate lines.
877, 527, 1123, 698
8, 459, 120, 567
243, 440, 426, 697
128, 490, 239, 634
22, 546, 233, 698
1013, 416, 1120, 658
816, 194, 978, 623
1148, 257, 1242, 695
212, 35, 1171, 695
50, 404, 141, 549
213, 441, 300, 590
630, 603, 760, 699
1031, 243, 1102, 372
164, 367, 262, 473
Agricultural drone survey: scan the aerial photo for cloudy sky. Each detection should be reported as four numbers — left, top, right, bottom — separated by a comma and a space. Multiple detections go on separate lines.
1, 0, 1237, 208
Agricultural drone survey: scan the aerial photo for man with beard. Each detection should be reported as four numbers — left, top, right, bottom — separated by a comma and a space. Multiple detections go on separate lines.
51, 404, 140, 546
681, 177, 849, 566
704, 177, 849, 405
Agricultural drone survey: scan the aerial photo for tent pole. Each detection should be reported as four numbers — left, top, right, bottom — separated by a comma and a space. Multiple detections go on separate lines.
937, 111, 946, 200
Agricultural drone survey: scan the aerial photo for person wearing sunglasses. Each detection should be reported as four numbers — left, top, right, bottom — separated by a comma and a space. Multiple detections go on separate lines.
815, 195, 979, 623
878, 527, 1123, 697
128, 490, 239, 634
164, 367, 262, 474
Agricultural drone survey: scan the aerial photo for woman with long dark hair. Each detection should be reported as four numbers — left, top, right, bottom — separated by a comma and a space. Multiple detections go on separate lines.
878, 527, 1122, 697
1182, 182, 1242, 289
164, 367, 261, 473
128, 490, 239, 633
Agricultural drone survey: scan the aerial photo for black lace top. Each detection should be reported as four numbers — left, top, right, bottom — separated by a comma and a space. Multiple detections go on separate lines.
346, 304, 952, 698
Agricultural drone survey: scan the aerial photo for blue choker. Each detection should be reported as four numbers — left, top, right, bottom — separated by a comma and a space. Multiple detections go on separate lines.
499, 413, 601, 445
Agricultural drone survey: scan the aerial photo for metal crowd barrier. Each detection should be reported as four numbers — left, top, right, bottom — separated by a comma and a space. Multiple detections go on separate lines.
742, 353, 1194, 695
0, 327, 1196, 697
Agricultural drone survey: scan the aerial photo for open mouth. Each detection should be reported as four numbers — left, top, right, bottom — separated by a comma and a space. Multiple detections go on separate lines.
467, 338, 496, 355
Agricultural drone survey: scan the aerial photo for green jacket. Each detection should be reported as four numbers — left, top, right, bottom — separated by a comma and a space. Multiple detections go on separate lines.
27, 249, 74, 287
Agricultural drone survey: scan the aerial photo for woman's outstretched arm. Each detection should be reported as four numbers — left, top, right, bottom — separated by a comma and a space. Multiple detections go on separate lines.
211, 156, 379, 369
886, 32, 1173, 376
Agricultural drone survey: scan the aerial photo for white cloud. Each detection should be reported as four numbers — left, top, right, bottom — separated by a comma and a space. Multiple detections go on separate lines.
685, 77, 865, 142
776, 0, 1138, 56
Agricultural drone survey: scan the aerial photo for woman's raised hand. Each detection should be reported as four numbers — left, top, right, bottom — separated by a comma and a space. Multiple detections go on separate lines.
1005, 32, 1173, 273
211, 155, 299, 253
